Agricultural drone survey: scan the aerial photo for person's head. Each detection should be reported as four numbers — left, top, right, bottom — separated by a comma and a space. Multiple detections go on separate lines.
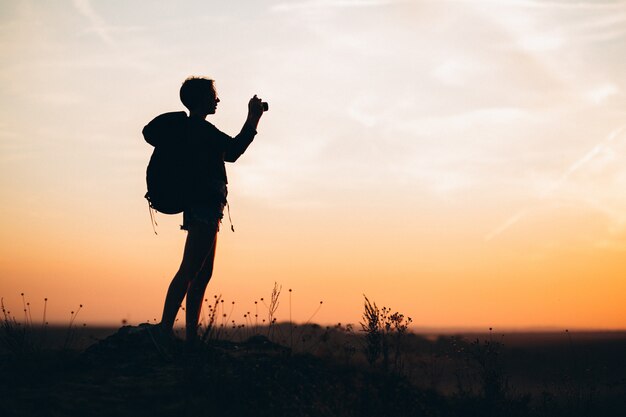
179, 76, 220, 116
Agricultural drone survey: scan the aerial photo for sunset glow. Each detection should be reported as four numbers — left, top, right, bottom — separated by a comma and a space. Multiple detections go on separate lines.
1, 0, 625, 331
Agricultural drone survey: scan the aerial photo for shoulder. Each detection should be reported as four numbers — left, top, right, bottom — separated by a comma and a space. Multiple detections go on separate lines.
187, 120, 229, 146
202, 120, 230, 140
204, 120, 226, 135
188, 119, 219, 133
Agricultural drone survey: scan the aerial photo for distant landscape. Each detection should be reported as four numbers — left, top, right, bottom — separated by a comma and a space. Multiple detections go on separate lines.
2, 317, 625, 416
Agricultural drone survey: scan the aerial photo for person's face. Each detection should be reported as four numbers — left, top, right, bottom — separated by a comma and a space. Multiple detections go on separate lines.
206, 86, 220, 115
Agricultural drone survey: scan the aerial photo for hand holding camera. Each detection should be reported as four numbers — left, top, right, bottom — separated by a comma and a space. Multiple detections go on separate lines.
248, 95, 268, 118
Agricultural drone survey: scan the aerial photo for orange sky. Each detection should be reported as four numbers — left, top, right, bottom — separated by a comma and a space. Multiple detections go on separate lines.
1, 0, 626, 331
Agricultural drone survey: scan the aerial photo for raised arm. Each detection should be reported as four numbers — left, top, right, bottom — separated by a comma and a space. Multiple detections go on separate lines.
243, 94, 264, 132
224, 95, 265, 162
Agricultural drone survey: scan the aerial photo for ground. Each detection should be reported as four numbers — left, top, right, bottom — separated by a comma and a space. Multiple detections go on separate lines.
1, 324, 625, 417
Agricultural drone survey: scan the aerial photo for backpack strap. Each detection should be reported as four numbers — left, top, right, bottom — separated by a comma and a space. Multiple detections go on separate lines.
146, 193, 158, 235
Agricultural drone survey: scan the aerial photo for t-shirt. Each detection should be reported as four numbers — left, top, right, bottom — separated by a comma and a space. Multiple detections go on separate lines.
186, 117, 256, 204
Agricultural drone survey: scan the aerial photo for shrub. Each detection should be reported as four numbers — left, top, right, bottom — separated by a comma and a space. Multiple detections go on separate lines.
360, 295, 412, 372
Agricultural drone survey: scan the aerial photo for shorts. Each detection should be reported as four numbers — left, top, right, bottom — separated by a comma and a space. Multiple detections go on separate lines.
181, 180, 227, 232
181, 203, 225, 232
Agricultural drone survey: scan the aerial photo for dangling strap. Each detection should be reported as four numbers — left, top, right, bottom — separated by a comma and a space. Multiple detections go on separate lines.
227, 202, 235, 232
147, 198, 158, 235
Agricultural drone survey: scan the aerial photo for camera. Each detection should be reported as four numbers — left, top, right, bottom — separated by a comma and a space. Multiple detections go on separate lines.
262, 102, 269, 111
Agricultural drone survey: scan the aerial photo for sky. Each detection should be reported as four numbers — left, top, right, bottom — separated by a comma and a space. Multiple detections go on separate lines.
1, 0, 625, 331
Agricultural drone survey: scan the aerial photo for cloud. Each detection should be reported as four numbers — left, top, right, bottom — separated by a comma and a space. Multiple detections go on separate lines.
478, 0, 626, 46
517, 32, 565, 52
485, 125, 626, 241
585, 83, 620, 105
431, 58, 487, 86
487, 0, 626, 10
578, 9, 626, 32
571, 8, 626, 44
271, 0, 401, 12
391, 107, 531, 138
72, 0, 116, 47
484, 209, 528, 242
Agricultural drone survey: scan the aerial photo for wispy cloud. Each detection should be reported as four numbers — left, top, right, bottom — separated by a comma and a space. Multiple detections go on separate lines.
486, 0, 626, 10
271, 0, 402, 12
431, 58, 487, 86
72, 0, 116, 47
550, 125, 626, 191
476, 0, 626, 48
484, 209, 528, 241
585, 83, 620, 105
569, 7, 626, 44
387, 107, 532, 138
485, 125, 626, 241
578, 10, 626, 30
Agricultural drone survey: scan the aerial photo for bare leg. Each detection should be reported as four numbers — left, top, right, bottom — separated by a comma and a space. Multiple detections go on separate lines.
185, 233, 217, 342
160, 224, 215, 333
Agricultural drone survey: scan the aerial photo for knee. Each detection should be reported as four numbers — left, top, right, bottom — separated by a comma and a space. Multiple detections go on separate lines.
174, 263, 202, 283
201, 262, 214, 277
178, 254, 208, 277
195, 268, 213, 287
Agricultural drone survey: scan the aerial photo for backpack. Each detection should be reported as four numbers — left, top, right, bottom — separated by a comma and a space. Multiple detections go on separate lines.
142, 111, 191, 215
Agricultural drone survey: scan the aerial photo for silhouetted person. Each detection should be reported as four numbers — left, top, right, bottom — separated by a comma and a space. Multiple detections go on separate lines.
147, 77, 264, 344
